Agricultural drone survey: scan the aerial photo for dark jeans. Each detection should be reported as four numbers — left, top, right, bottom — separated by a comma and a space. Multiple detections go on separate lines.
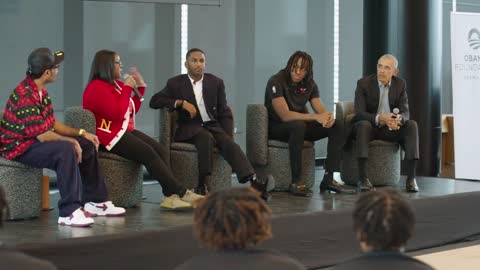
181, 128, 254, 182
269, 120, 344, 182
105, 129, 186, 197
16, 138, 108, 217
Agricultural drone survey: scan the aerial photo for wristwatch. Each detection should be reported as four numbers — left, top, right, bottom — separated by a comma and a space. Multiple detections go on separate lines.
78, 128, 86, 137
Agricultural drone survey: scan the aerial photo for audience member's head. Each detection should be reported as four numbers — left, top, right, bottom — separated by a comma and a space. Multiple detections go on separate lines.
0, 186, 6, 226
193, 187, 272, 251
353, 188, 415, 252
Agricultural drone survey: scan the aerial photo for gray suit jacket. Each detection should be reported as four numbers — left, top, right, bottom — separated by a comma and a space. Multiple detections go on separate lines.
353, 74, 410, 125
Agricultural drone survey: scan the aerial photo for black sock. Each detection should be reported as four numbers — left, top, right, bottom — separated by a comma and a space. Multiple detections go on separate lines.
406, 159, 417, 179
358, 158, 368, 181
198, 174, 209, 186
322, 170, 333, 184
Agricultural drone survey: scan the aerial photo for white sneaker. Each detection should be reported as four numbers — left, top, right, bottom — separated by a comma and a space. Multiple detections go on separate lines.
58, 208, 94, 227
160, 194, 192, 210
181, 189, 205, 206
84, 201, 126, 217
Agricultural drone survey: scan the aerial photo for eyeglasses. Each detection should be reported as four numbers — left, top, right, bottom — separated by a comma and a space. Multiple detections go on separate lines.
292, 65, 307, 73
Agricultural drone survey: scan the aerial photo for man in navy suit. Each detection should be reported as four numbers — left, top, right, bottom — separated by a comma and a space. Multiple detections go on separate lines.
352, 54, 419, 192
150, 48, 269, 199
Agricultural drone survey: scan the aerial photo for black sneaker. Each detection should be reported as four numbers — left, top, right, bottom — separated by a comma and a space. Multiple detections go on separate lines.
319, 174, 356, 194
289, 183, 313, 197
194, 184, 209, 196
358, 178, 374, 192
250, 176, 272, 201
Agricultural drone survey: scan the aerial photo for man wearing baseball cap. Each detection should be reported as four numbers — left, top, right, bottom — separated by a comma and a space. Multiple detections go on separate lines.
0, 48, 126, 227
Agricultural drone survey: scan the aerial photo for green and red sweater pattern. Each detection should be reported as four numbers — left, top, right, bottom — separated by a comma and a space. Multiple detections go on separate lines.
0, 77, 55, 159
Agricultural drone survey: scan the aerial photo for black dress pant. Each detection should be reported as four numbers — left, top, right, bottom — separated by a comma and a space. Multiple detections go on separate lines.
181, 128, 254, 182
16, 138, 108, 217
105, 129, 186, 197
269, 120, 344, 182
352, 120, 419, 160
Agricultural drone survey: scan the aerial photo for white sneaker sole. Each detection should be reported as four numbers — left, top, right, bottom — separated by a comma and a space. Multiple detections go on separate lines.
160, 203, 192, 210
86, 211, 126, 217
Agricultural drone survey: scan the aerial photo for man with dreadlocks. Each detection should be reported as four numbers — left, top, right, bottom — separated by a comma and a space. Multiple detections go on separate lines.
174, 187, 305, 270
265, 51, 353, 196
333, 188, 433, 270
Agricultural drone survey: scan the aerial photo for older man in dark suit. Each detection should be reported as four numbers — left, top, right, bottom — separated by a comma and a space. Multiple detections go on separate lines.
150, 48, 269, 199
352, 54, 419, 192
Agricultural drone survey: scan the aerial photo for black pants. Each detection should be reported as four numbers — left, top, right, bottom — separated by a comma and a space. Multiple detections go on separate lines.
269, 120, 344, 182
16, 138, 108, 217
352, 120, 419, 160
181, 128, 254, 182
105, 130, 185, 197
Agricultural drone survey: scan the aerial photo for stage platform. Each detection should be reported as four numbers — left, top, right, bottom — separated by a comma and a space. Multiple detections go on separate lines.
2, 168, 480, 269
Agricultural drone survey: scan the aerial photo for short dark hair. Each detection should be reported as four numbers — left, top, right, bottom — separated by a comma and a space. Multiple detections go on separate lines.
353, 188, 415, 251
193, 187, 272, 250
283, 50, 314, 85
186, 48, 205, 60
0, 186, 6, 226
88, 49, 116, 84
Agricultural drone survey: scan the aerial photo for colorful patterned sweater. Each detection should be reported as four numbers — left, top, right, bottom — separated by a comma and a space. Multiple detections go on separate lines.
0, 77, 55, 159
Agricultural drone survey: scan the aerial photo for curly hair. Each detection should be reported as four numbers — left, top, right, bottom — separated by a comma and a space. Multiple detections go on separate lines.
353, 188, 415, 251
193, 187, 272, 250
283, 50, 314, 85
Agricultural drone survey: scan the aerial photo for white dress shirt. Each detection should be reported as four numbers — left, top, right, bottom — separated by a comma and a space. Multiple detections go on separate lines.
189, 74, 211, 122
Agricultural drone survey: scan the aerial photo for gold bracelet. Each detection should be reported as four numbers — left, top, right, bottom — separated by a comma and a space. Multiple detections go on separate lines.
78, 128, 86, 137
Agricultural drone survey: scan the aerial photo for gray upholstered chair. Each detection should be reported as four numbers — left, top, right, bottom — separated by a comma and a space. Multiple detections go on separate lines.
64, 107, 143, 207
246, 104, 315, 191
0, 111, 43, 220
336, 101, 401, 186
158, 109, 232, 192
0, 158, 43, 220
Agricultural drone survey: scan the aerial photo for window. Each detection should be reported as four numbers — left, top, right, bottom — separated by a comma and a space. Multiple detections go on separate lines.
181, 4, 188, 74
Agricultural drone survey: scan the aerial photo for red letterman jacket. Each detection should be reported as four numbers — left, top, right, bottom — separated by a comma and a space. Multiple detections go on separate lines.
82, 79, 145, 150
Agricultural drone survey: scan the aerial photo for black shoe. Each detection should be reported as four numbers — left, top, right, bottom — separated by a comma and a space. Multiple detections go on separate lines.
194, 184, 209, 196
250, 176, 272, 201
320, 174, 356, 194
358, 178, 374, 192
406, 177, 419, 193
289, 183, 313, 197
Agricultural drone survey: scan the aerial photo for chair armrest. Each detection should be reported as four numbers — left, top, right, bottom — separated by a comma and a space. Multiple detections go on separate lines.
64, 107, 96, 134
246, 104, 268, 166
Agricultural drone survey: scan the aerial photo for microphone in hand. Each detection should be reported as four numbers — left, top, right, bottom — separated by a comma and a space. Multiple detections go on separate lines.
389, 108, 400, 131
392, 108, 400, 117
123, 74, 144, 102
